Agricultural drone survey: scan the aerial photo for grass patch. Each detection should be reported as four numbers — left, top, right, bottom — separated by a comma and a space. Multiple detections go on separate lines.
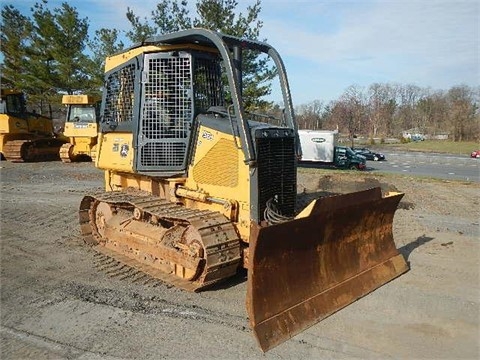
379, 140, 478, 155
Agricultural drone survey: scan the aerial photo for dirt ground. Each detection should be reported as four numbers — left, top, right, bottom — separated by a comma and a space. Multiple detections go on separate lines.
1, 161, 479, 359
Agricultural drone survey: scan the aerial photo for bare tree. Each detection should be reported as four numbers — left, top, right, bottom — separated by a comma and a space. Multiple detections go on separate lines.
340, 85, 366, 146
295, 100, 324, 130
447, 85, 479, 141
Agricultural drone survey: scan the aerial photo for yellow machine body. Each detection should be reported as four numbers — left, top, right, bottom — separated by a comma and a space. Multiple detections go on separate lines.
79, 29, 408, 352
59, 94, 100, 162
0, 89, 66, 162
97, 123, 252, 242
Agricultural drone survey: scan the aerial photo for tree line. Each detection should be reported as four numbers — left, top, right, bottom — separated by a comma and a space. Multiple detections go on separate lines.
1, 0, 478, 141
295, 83, 479, 141
1, 0, 270, 115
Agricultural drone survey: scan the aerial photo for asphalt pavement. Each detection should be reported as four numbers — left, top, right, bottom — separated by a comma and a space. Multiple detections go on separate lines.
367, 151, 480, 182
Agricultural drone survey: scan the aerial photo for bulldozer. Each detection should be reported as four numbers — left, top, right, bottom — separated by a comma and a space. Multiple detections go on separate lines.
79, 28, 408, 351
0, 89, 67, 162
59, 94, 100, 163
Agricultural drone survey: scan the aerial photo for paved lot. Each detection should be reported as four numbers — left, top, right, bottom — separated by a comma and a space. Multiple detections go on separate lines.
368, 151, 479, 182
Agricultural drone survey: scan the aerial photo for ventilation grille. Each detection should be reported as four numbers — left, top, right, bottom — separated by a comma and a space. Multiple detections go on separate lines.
140, 142, 187, 167
193, 138, 239, 187
256, 136, 296, 221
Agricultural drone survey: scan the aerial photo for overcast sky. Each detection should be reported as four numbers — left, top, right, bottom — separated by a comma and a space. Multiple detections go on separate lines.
6, 0, 479, 105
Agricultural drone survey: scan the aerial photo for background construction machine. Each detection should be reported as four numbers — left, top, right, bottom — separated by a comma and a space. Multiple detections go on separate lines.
0, 89, 67, 162
79, 29, 408, 351
60, 94, 100, 162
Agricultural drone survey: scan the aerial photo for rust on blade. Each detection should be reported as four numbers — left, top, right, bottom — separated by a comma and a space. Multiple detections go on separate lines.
246, 187, 409, 352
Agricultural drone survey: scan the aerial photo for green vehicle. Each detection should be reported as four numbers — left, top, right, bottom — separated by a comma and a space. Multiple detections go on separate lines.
333, 145, 366, 170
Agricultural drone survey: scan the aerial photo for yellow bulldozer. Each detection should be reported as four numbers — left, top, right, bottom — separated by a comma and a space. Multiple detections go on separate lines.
79, 29, 408, 351
59, 94, 100, 162
0, 89, 67, 162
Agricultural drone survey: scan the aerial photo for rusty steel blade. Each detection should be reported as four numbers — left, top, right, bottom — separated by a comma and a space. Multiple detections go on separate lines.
246, 187, 409, 352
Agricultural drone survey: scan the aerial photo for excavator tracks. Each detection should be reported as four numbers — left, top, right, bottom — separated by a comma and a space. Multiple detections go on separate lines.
3, 139, 65, 162
79, 190, 242, 292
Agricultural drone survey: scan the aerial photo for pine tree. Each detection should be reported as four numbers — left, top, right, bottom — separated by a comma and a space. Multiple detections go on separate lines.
150, 0, 191, 34
193, 0, 275, 110
1, 1, 96, 114
0, 5, 33, 90
124, 0, 274, 110
29, 1, 93, 95
124, 8, 157, 44
88, 28, 125, 92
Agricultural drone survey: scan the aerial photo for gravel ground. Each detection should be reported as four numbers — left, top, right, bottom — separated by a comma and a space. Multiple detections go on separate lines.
1, 161, 479, 359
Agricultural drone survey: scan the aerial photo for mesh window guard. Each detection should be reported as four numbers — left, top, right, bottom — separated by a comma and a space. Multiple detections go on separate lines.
138, 53, 193, 171
103, 63, 136, 124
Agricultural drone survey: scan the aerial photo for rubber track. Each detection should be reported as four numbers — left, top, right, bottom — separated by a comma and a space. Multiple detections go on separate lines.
79, 191, 242, 292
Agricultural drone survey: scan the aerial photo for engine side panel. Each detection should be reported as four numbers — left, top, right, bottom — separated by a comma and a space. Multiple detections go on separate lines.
184, 118, 251, 241
96, 132, 134, 172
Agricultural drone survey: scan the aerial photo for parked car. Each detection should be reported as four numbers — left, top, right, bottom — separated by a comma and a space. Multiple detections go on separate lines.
352, 148, 386, 161
411, 134, 425, 141
471, 150, 480, 158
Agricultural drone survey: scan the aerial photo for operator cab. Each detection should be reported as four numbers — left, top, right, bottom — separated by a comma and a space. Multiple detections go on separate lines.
0, 90, 27, 117
67, 104, 99, 123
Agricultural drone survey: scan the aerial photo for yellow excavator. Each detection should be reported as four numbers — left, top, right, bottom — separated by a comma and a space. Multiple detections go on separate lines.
60, 94, 100, 162
0, 89, 67, 162
79, 29, 408, 351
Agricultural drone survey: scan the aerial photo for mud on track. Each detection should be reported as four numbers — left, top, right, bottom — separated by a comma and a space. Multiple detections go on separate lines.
1, 161, 479, 359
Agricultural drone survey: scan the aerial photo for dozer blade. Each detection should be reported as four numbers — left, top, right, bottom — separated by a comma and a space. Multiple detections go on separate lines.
246, 187, 408, 352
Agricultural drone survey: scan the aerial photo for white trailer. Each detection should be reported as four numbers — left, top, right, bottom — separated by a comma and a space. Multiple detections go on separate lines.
298, 130, 366, 170
298, 130, 338, 162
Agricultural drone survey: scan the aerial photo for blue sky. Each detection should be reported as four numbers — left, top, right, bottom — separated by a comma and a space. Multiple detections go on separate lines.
5, 0, 479, 105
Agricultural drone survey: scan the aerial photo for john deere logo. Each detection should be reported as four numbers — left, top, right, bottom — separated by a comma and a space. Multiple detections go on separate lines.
311, 138, 325, 143
120, 144, 129, 157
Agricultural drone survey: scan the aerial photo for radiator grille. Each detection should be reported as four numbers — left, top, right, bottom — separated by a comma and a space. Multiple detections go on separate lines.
256, 136, 296, 221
